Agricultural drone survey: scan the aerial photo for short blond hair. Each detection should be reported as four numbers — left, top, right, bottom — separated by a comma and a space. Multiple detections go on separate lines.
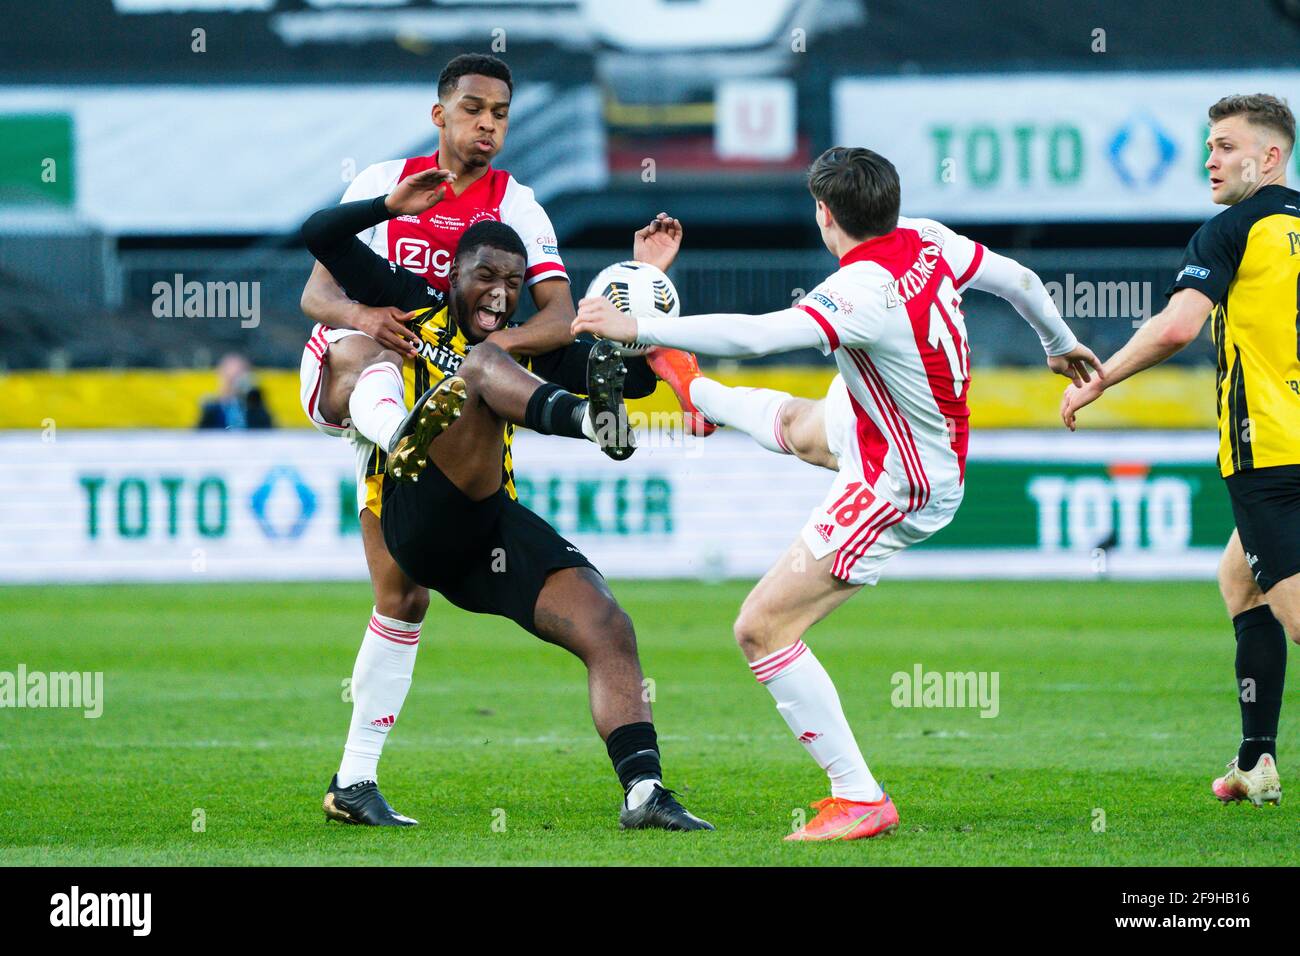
1209, 93, 1296, 154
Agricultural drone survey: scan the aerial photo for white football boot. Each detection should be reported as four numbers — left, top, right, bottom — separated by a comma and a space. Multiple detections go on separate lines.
1212, 754, 1281, 806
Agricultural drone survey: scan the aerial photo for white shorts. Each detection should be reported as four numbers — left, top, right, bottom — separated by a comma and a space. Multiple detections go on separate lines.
800, 375, 962, 586
299, 324, 371, 437
298, 324, 382, 515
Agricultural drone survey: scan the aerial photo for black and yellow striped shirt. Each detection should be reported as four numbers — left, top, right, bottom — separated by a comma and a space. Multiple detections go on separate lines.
1168, 184, 1300, 477
362, 305, 516, 517
302, 193, 658, 519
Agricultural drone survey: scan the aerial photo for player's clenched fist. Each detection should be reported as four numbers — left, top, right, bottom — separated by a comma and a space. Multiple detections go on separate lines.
573, 296, 639, 345
384, 167, 457, 216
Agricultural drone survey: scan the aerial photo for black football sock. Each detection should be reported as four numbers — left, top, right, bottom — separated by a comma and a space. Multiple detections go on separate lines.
1234, 605, 1286, 771
606, 721, 662, 792
523, 383, 588, 440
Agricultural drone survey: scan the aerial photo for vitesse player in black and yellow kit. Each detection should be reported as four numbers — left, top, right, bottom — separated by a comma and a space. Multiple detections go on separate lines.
302, 168, 713, 831
1064, 94, 1300, 807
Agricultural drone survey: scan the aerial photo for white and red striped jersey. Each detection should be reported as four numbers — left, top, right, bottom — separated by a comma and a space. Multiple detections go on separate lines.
340, 150, 568, 293
796, 216, 987, 513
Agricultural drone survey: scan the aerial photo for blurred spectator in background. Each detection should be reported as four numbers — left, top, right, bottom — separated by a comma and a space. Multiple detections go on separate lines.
197, 352, 274, 430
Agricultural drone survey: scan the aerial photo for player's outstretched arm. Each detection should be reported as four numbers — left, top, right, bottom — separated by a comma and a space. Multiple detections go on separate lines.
1060, 287, 1213, 430
301, 189, 450, 334
968, 249, 1102, 387
573, 297, 825, 358
300, 166, 456, 354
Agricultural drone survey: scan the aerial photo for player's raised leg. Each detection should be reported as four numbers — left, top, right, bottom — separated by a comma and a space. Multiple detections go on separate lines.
387, 340, 634, 490
532, 566, 713, 831
735, 538, 898, 841
648, 346, 838, 469
1213, 529, 1286, 805
324, 508, 426, 826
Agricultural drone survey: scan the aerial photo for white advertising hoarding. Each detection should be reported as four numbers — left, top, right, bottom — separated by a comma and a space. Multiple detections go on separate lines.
833, 71, 1300, 221
0, 430, 1230, 584
0, 83, 598, 233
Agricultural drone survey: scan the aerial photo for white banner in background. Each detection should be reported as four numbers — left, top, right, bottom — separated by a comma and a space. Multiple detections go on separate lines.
0, 430, 1228, 584
834, 71, 1300, 222
0, 431, 828, 583
0, 84, 577, 233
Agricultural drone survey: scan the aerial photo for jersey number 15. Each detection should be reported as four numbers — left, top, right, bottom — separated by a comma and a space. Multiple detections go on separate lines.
926, 275, 969, 398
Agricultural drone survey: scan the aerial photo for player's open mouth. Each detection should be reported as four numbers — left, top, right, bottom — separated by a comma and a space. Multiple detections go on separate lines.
473, 305, 505, 331
474, 139, 494, 152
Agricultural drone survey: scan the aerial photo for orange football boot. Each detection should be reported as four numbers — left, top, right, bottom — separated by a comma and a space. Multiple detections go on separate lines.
785, 793, 900, 842
645, 346, 717, 437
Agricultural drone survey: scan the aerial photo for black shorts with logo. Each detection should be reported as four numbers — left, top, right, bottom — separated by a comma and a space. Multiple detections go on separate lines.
380, 461, 596, 636
1225, 464, 1300, 592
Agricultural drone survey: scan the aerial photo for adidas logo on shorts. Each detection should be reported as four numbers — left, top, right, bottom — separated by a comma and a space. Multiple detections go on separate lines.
815, 523, 834, 542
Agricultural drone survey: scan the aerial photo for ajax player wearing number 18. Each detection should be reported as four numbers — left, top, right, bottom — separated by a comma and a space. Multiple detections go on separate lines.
576, 147, 1100, 841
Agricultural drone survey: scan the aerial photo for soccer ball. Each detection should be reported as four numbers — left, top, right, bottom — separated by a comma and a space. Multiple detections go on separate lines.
584, 260, 679, 355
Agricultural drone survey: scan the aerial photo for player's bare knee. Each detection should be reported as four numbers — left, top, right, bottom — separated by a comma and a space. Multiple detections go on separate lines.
458, 340, 508, 384
330, 344, 400, 395
732, 602, 773, 656
1271, 604, 1300, 644
1217, 558, 1263, 617
591, 599, 638, 657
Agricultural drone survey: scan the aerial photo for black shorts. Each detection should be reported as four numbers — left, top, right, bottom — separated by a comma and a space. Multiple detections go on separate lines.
1225, 464, 1300, 592
380, 462, 596, 635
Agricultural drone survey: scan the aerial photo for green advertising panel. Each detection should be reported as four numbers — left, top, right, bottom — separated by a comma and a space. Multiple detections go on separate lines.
926, 460, 1234, 552
0, 114, 74, 206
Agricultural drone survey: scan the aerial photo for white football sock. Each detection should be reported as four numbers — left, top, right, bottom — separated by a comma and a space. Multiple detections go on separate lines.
625, 776, 662, 810
579, 402, 598, 442
688, 378, 792, 454
336, 609, 421, 788
348, 362, 407, 453
750, 640, 884, 802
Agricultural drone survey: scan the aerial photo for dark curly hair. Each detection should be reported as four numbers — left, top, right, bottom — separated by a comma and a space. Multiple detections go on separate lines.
438, 54, 513, 101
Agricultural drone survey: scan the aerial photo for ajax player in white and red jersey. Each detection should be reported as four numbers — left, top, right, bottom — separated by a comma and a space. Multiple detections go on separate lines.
297, 55, 581, 817
297, 53, 688, 825
575, 147, 1102, 842
330, 131, 567, 298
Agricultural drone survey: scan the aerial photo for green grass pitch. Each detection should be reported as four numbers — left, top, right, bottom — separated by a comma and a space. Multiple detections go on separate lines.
1, 580, 1294, 866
